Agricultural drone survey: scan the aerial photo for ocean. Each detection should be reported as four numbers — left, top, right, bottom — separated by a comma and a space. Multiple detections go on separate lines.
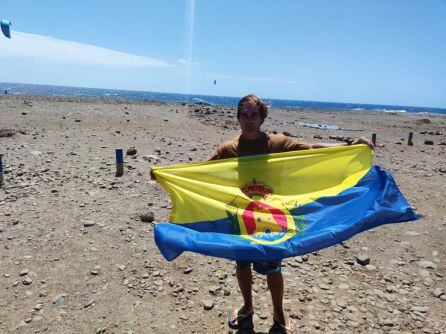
1, 82, 445, 115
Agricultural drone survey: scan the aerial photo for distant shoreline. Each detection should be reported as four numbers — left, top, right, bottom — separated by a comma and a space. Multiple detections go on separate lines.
1, 81, 445, 115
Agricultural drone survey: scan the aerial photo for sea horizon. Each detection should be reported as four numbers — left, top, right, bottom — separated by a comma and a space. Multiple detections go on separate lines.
1, 81, 445, 115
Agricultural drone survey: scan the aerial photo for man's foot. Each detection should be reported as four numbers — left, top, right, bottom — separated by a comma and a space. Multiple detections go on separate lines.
227, 308, 254, 330
269, 317, 297, 334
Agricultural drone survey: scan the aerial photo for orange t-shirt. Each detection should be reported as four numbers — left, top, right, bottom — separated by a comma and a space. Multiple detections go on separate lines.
209, 132, 310, 160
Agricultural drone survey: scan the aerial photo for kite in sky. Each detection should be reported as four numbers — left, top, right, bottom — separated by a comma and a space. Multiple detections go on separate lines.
1, 19, 12, 38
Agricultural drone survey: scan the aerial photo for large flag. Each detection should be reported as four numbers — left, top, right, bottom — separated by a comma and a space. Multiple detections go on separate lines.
152, 145, 417, 261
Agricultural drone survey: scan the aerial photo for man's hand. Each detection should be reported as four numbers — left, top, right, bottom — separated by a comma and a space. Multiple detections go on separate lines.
352, 136, 375, 150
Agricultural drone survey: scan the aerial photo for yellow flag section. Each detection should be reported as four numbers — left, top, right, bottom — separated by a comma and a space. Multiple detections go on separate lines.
152, 144, 372, 223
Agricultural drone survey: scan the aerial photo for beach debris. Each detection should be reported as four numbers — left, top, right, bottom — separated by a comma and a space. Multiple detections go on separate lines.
328, 135, 354, 144
297, 121, 348, 131
52, 293, 69, 308
126, 147, 137, 156
143, 154, 162, 163
140, 211, 155, 223
0, 128, 27, 138
415, 118, 431, 124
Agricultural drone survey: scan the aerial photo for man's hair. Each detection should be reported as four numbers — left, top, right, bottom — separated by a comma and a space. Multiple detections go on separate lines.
237, 94, 268, 122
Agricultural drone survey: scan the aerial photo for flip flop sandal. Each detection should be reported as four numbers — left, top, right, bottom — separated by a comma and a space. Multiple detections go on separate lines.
270, 317, 297, 334
227, 309, 254, 330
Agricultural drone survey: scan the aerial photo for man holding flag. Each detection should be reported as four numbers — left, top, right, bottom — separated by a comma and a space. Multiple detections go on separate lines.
210, 94, 373, 333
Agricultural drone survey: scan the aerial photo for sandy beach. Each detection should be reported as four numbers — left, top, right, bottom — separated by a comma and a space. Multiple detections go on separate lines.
1, 94, 445, 333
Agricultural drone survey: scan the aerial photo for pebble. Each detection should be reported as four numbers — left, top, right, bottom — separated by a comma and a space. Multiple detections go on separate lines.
411, 305, 429, 313
19, 269, 29, 276
173, 286, 184, 293
83, 220, 96, 227
52, 293, 68, 307
183, 267, 193, 274
22, 277, 32, 285
127, 147, 137, 156
140, 212, 155, 223
209, 285, 221, 295
203, 299, 214, 310
356, 254, 370, 266
433, 288, 444, 298
418, 261, 437, 269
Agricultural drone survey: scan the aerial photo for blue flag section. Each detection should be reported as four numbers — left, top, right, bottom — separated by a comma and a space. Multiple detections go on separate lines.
152, 146, 418, 261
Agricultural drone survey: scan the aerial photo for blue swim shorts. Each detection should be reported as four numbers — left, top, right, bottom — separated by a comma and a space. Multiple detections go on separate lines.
236, 260, 282, 275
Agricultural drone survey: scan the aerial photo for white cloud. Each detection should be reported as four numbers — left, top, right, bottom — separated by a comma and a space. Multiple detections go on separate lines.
0, 31, 173, 67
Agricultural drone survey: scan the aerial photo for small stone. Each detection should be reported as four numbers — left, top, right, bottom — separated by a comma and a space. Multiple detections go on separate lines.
19, 269, 29, 276
173, 286, 184, 294
34, 304, 43, 311
52, 293, 68, 307
84, 300, 95, 308
126, 147, 137, 156
411, 305, 429, 313
433, 288, 444, 298
418, 261, 437, 269
203, 299, 214, 310
140, 212, 155, 223
259, 313, 269, 320
424, 140, 434, 145
22, 277, 32, 285
83, 220, 96, 227
209, 286, 221, 295
117, 264, 126, 271
183, 267, 193, 274
356, 254, 370, 266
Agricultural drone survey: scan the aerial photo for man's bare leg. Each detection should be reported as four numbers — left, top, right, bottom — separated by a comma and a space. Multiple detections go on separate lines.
236, 266, 254, 314
267, 272, 285, 324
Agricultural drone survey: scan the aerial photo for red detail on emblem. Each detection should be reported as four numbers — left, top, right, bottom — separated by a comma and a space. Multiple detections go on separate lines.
241, 182, 273, 199
242, 201, 288, 235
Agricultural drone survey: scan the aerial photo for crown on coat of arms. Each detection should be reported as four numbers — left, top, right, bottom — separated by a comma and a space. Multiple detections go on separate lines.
241, 179, 273, 199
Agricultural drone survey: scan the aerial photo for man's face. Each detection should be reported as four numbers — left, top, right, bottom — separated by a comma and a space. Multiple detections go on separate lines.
238, 102, 262, 135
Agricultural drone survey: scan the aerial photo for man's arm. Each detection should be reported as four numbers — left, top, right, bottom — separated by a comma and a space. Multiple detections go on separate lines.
309, 136, 374, 150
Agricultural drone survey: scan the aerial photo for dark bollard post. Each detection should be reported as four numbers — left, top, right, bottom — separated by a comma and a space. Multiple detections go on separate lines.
372, 133, 376, 146
0, 154, 4, 187
115, 148, 124, 177
408, 132, 414, 146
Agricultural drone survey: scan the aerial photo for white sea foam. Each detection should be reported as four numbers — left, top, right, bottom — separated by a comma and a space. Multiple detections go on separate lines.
375, 108, 407, 113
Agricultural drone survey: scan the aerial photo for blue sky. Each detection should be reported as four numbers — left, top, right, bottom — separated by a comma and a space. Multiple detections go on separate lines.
0, 0, 445, 108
